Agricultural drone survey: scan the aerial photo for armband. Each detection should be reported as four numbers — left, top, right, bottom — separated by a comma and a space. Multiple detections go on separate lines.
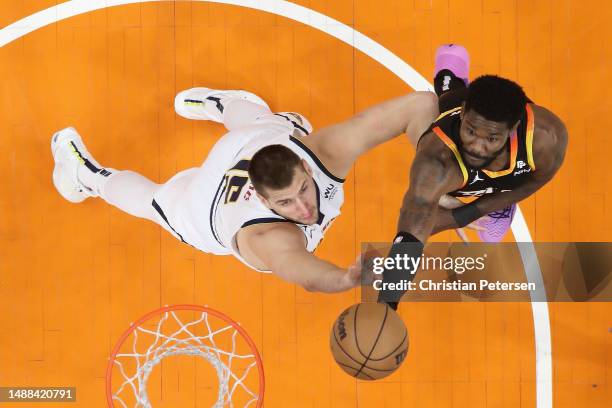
451, 204, 482, 228
377, 232, 425, 309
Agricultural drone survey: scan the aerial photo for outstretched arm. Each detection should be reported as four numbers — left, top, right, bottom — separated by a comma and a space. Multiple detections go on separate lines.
241, 223, 361, 293
396, 147, 460, 241
378, 135, 462, 307
305, 91, 439, 178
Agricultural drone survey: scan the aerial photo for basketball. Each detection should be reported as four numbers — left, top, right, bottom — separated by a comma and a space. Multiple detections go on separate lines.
330, 303, 409, 380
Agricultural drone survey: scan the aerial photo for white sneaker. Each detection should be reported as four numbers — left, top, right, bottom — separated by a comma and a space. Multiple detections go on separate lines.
51, 127, 106, 203
174, 87, 270, 122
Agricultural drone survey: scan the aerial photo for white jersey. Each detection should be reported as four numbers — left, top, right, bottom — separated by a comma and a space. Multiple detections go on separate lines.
212, 133, 345, 270
152, 114, 344, 272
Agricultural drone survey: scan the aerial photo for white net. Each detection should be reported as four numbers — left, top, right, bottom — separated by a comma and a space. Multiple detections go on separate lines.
108, 307, 263, 408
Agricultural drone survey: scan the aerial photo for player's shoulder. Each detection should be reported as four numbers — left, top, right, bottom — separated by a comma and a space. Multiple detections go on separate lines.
430, 106, 462, 130
412, 123, 466, 192
531, 104, 566, 132
530, 103, 568, 153
417, 127, 459, 166
435, 105, 463, 123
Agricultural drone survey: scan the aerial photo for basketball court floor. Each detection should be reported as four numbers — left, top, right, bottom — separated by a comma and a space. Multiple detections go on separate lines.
0, 0, 610, 406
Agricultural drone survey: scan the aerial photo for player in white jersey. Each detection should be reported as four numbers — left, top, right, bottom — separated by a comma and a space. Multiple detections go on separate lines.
51, 87, 437, 293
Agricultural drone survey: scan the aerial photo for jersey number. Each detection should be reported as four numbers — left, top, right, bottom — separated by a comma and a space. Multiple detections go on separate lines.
224, 159, 251, 204
225, 175, 249, 203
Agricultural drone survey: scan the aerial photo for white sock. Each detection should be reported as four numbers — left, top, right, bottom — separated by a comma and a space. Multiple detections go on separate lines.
92, 170, 161, 222
76, 163, 115, 197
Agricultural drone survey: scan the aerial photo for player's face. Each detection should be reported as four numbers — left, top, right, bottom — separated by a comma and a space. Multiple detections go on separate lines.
261, 162, 319, 225
458, 109, 518, 169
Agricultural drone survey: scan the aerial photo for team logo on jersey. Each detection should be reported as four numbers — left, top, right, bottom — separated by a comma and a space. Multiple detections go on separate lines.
513, 161, 531, 176
469, 171, 484, 185
243, 185, 255, 201
324, 184, 338, 200
513, 168, 531, 176
455, 187, 495, 197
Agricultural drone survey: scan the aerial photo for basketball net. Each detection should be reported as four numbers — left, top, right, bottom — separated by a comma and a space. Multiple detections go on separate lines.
106, 305, 264, 407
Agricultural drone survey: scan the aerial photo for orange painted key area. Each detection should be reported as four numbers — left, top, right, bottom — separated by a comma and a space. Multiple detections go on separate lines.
0, 1, 610, 407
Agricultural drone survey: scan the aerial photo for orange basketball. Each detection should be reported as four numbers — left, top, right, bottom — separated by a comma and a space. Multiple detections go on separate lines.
330, 303, 408, 380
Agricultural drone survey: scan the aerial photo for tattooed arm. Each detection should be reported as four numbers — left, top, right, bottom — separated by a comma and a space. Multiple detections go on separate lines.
396, 133, 464, 241
377, 133, 464, 308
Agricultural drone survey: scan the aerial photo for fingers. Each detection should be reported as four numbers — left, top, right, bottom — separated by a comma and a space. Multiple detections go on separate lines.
348, 263, 361, 278
349, 254, 376, 286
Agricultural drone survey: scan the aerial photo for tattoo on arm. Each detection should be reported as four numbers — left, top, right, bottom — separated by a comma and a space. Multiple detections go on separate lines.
397, 153, 453, 241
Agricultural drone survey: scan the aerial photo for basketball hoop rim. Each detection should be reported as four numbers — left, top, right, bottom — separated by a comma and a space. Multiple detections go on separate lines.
105, 304, 265, 407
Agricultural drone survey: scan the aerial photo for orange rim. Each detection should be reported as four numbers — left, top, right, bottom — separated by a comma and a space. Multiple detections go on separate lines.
105, 304, 265, 407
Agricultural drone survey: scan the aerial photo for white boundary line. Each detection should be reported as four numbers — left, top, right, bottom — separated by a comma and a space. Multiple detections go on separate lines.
0, 1, 552, 406
512, 206, 553, 408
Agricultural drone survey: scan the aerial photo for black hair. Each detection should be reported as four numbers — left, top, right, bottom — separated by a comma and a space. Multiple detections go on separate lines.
248, 145, 303, 197
464, 75, 527, 127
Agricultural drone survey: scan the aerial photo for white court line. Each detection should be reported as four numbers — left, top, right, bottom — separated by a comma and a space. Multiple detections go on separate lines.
0, 1, 552, 406
512, 206, 553, 408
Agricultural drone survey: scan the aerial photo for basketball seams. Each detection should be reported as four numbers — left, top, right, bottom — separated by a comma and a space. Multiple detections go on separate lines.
355, 305, 388, 377
332, 323, 367, 367
332, 334, 398, 373
331, 323, 397, 372
353, 303, 368, 359
331, 303, 409, 379
366, 329, 408, 362
334, 362, 375, 380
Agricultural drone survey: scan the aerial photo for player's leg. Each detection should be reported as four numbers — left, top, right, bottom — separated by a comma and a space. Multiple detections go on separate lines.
51, 127, 161, 223
174, 87, 313, 135
433, 44, 469, 95
474, 204, 517, 242
433, 44, 470, 113
174, 87, 271, 130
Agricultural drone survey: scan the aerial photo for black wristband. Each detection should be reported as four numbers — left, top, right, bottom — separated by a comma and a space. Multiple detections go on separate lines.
392, 231, 421, 244
377, 231, 425, 307
451, 204, 482, 228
